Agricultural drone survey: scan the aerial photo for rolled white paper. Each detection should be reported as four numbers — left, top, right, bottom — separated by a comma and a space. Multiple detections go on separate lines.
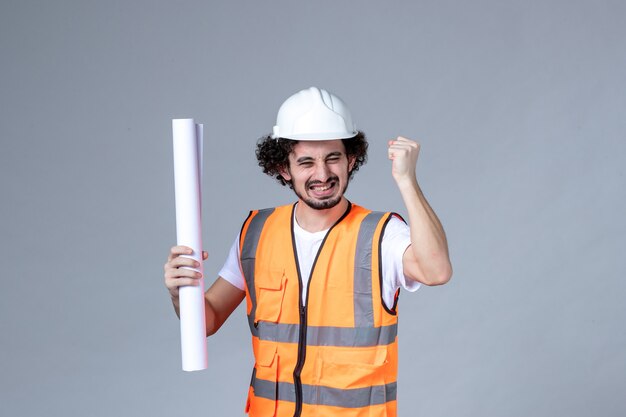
172, 118, 207, 371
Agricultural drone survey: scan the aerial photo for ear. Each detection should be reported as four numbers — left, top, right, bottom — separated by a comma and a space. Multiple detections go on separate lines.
348, 155, 356, 173
279, 166, 292, 181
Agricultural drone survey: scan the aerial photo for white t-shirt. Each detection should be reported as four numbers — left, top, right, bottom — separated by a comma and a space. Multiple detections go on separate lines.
218, 212, 420, 310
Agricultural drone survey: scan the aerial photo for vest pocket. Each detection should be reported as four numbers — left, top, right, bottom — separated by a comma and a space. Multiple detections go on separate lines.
320, 346, 388, 387
255, 273, 287, 324
314, 346, 389, 414
249, 345, 279, 416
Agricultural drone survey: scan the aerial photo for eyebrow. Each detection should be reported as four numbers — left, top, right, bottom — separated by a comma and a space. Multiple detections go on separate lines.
295, 152, 344, 164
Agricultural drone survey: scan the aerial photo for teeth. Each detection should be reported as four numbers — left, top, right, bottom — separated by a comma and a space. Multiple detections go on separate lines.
312, 184, 331, 191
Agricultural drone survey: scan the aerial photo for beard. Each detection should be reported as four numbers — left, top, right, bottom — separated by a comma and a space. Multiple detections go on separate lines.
292, 175, 349, 211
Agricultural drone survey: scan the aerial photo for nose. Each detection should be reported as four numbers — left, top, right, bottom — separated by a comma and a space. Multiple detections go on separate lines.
313, 161, 331, 182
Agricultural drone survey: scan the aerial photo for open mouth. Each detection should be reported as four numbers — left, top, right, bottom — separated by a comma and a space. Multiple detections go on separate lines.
308, 179, 338, 198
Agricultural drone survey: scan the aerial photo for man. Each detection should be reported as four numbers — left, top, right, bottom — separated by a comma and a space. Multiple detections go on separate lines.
164, 87, 452, 417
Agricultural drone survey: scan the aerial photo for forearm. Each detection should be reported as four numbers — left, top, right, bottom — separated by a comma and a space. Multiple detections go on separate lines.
165, 250, 243, 336
396, 176, 452, 284
204, 297, 221, 336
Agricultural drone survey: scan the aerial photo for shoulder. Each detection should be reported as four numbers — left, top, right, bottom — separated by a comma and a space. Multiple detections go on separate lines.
239, 204, 294, 240
350, 203, 406, 229
240, 204, 289, 225
382, 215, 410, 240
246, 203, 294, 217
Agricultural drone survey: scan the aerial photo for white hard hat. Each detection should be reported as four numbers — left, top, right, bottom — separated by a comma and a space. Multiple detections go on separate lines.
272, 87, 357, 140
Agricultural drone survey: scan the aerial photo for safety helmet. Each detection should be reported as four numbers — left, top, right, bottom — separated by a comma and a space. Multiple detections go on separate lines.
272, 87, 357, 140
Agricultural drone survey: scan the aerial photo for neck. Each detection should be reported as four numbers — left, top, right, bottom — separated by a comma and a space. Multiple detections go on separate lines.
294, 198, 349, 232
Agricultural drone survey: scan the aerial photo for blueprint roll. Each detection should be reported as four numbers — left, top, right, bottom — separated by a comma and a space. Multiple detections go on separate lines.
172, 118, 207, 371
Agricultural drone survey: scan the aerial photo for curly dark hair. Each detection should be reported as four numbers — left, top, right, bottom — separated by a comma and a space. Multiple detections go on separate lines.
255, 131, 368, 188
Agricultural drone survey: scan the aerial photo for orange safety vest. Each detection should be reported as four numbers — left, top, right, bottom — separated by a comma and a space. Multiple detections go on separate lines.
240, 202, 401, 417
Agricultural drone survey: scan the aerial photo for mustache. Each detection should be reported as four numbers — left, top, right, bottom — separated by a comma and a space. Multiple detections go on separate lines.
306, 176, 339, 188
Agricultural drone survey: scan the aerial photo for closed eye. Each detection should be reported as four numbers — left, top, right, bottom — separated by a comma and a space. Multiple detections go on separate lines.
326, 152, 344, 163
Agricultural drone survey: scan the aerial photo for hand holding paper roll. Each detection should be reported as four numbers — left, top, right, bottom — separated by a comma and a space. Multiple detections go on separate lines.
166, 119, 246, 372
164, 246, 208, 299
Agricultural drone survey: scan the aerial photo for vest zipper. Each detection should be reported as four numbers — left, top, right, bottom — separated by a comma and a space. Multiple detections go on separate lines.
292, 305, 307, 417
290, 201, 352, 417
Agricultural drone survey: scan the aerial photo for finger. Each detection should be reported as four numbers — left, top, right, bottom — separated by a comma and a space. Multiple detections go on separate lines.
389, 137, 419, 148
166, 276, 201, 290
168, 245, 193, 261
168, 256, 200, 269
395, 136, 419, 144
203, 251, 208, 260
389, 140, 417, 148
165, 267, 202, 280
388, 143, 419, 159
388, 147, 405, 160
388, 146, 411, 158
388, 144, 411, 152
388, 139, 406, 147
164, 257, 198, 273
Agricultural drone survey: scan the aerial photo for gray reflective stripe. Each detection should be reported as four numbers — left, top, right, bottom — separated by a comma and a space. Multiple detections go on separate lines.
354, 212, 386, 328
241, 208, 275, 333
252, 378, 397, 407
308, 323, 396, 346
251, 319, 397, 346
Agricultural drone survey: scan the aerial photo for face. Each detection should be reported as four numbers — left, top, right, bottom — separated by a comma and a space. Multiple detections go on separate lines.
280, 140, 355, 210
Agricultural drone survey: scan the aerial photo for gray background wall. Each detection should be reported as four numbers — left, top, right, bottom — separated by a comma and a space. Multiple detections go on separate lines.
1, 1, 624, 416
